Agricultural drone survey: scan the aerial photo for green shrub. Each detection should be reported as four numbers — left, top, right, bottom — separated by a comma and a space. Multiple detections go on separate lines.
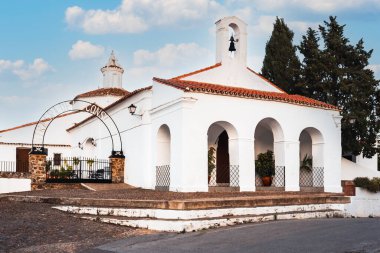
353, 177, 380, 193
353, 177, 371, 187
367, 181, 380, 193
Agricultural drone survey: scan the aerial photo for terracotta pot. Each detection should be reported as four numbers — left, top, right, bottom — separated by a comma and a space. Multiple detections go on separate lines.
261, 176, 272, 186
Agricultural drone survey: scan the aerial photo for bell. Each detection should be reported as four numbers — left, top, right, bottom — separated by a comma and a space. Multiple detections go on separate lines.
229, 36, 236, 52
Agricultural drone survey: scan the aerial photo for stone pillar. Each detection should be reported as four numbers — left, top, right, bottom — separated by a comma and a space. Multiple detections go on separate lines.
110, 157, 125, 183
29, 154, 47, 190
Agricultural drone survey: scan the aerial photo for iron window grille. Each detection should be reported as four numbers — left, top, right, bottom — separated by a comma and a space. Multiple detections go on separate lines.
300, 167, 324, 187
208, 165, 239, 187
255, 166, 285, 187
156, 165, 170, 191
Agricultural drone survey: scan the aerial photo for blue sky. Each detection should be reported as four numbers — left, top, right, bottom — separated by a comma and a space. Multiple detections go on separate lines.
1, 0, 379, 130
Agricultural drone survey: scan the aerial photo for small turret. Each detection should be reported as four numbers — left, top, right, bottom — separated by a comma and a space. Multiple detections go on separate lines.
101, 51, 124, 88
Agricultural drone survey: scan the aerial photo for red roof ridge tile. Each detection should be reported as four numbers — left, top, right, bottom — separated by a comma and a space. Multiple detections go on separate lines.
0, 142, 71, 147
74, 87, 130, 100
171, 63, 222, 80
246, 67, 287, 93
67, 86, 153, 132
153, 78, 338, 111
0, 111, 79, 134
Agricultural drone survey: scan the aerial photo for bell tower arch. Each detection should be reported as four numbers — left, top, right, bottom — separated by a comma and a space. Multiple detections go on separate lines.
215, 16, 247, 66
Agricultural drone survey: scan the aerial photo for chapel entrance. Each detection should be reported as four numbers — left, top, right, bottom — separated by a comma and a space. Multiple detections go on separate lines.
207, 121, 239, 190
216, 131, 230, 184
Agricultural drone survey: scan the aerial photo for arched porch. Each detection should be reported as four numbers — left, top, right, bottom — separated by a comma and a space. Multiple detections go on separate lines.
207, 121, 239, 190
254, 118, 285, 190
299, 127, 325, 191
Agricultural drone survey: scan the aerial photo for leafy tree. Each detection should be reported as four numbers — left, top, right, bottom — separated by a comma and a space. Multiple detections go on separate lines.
261, 17, 301, 93
299, 16, 379, 157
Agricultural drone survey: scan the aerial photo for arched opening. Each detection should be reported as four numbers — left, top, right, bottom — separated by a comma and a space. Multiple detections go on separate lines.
156, 124, 171, 191
207, 121, 239, 189
254, 118, 285, 188
299, 127, 324, 189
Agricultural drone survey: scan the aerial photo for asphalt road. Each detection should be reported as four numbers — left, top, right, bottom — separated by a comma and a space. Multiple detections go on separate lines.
87, 218, 380, 253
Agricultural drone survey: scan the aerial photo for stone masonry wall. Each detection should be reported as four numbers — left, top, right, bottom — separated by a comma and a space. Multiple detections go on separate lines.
29, 154, 47, 190
110, 157, 125, 183
0, 172, 30, 179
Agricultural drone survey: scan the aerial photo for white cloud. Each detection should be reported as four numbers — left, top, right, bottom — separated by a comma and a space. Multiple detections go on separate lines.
368, 64, 380, 77
12, 58, 52, 80
0, 58, 52, 80
65, 0, 222, 34
250, 16, 276, 38
126, 42, 212, 88
65, 6, 84, 26
69, 40, 105, 60
133, 43, 212, 67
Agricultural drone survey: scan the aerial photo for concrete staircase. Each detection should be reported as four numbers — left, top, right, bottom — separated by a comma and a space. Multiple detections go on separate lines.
52, 193, 350, 232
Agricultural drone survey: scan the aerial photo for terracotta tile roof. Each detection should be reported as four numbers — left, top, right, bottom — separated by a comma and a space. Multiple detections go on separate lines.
67, 86, 153, 131
0, 142, 71, 147
0, 112, 79, 134
171, 63, 222, 80
153, 78, 338, 111
74, 87, 130, 100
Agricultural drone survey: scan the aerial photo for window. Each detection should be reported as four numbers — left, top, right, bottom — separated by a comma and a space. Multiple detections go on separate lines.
53, 153, 61, 166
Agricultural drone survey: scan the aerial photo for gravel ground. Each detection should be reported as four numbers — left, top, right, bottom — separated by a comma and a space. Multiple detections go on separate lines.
0, 201, 153, 253
7, 187, 333, 201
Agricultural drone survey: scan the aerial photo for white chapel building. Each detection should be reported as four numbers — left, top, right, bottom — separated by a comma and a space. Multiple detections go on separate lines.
1, 16, 377, 193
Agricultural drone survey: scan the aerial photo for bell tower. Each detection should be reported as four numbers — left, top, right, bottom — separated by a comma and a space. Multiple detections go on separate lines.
101, 51, 124, 88
215, 16, 247, 66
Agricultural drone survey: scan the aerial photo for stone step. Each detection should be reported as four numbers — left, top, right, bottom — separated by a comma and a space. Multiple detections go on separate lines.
3, 193, 350, 210
78, 209, 344, 232
53, 203, 346, 220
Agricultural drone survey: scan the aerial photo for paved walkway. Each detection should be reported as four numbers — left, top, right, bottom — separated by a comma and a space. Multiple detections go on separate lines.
86, 218, 380, 253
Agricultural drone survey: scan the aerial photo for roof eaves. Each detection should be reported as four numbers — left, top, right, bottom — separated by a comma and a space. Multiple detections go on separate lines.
0, 112, 79, 134
66, 86, 153, 132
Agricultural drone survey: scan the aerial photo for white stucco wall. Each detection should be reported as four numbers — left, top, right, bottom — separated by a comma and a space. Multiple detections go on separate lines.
341, 157, 380, 180
356, 154, 378, 172
345, 187, 380, 217
148, 82, 342, 193
68, 89, 154, 189
0, 178, 31, 193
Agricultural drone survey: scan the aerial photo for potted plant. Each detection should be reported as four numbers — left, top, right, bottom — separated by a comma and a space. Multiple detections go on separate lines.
300, 154, 312, 172
255, 150, 275, 186
208, 147, 216, 183
87, 159, 94, 168
50, 169, 59, 179
73, 157, 80, 167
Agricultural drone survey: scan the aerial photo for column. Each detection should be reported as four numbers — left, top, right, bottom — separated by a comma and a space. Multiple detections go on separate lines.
234, 138, 255, 191
29, 154, 47, 190
275, 140, 300, 191
110, 157, 125, 183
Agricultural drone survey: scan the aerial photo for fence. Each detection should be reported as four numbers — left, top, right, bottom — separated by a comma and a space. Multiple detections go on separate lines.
255, 166, 285, 187
209, 165, 239, 187
0, 161, 29, 173
156, 165, 170, 191
0, 161, 16, 172
299, 167, 324, 187
46, 157, 111, 183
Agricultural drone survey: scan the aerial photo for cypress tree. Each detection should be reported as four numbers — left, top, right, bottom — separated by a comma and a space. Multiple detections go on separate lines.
261, 17, 300, 94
